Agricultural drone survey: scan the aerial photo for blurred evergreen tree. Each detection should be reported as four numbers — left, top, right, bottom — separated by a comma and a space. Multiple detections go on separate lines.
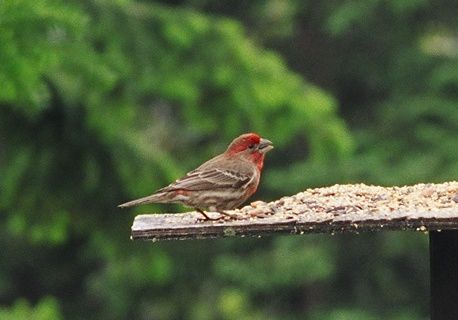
0, 297, 62, 320
152, 1, 458, 319
1, 0, 456, 318
0, 0, 352, 319
179, 0, 458, 185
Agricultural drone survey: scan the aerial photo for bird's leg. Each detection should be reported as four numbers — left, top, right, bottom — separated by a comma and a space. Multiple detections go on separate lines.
195, 208, 220, 221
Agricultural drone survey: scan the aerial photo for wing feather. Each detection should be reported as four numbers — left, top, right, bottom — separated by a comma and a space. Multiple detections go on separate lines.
159, 168, 252, 192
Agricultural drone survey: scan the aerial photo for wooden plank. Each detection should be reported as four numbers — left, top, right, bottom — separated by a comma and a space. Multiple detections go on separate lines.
131, 182, 458, 241
430, 230, 458, 320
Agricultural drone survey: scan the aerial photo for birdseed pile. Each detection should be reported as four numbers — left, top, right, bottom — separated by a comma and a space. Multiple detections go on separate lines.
238, 181, 458, 221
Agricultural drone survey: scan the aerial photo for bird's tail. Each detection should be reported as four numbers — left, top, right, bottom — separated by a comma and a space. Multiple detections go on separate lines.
118, 193, 167, 208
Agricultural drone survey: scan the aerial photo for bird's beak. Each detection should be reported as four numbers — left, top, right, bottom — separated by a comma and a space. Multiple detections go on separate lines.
257, 138, 274, 154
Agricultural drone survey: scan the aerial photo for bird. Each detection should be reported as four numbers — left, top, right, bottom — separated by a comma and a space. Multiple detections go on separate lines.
118, 133, 273, 220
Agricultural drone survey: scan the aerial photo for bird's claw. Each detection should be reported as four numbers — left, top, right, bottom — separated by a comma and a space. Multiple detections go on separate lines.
195, 209, 245, 222
197, 215, 220, 221
195, 209, 220, 221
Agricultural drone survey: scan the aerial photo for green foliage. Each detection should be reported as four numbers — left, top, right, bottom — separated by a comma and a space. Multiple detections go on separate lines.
0, 297, 62, 320
0, 0, 351, 244
215, 237, 335, 292
0, 0, 87, 112
1, 0, 457, 319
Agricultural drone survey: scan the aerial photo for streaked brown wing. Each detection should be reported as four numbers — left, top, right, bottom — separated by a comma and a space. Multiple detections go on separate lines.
160, 168, 252, 192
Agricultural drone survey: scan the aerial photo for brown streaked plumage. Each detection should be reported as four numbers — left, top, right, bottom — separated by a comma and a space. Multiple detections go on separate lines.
118, 133, 273, 220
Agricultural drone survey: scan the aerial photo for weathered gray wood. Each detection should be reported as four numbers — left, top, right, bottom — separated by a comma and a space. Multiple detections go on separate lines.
131, 182, 458, 241
131, 211, 458, 241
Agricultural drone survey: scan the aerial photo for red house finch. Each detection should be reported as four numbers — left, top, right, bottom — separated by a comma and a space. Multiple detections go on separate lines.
118, 133, 273, 220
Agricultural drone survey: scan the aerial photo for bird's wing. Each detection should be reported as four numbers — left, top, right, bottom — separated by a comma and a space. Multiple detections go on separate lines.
159, 168, 253, 192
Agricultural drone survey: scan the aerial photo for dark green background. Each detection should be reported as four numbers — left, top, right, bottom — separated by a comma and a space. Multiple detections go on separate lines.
1, 0, 457, 319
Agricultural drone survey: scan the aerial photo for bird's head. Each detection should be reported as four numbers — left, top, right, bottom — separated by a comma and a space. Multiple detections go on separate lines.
225, 133, 273, 170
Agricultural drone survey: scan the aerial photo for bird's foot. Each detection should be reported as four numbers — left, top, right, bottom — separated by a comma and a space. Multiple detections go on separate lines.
195, 208, 220, 221
195, 208, 244, 221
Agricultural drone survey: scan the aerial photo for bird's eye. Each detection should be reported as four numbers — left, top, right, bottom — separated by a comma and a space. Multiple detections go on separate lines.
248, 143, 256, 149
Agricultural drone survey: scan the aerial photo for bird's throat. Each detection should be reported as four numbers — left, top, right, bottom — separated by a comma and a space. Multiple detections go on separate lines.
251, 152, 265, 172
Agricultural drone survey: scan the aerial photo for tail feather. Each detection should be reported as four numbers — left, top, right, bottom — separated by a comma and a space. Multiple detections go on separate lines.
118, 193, 166, 208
